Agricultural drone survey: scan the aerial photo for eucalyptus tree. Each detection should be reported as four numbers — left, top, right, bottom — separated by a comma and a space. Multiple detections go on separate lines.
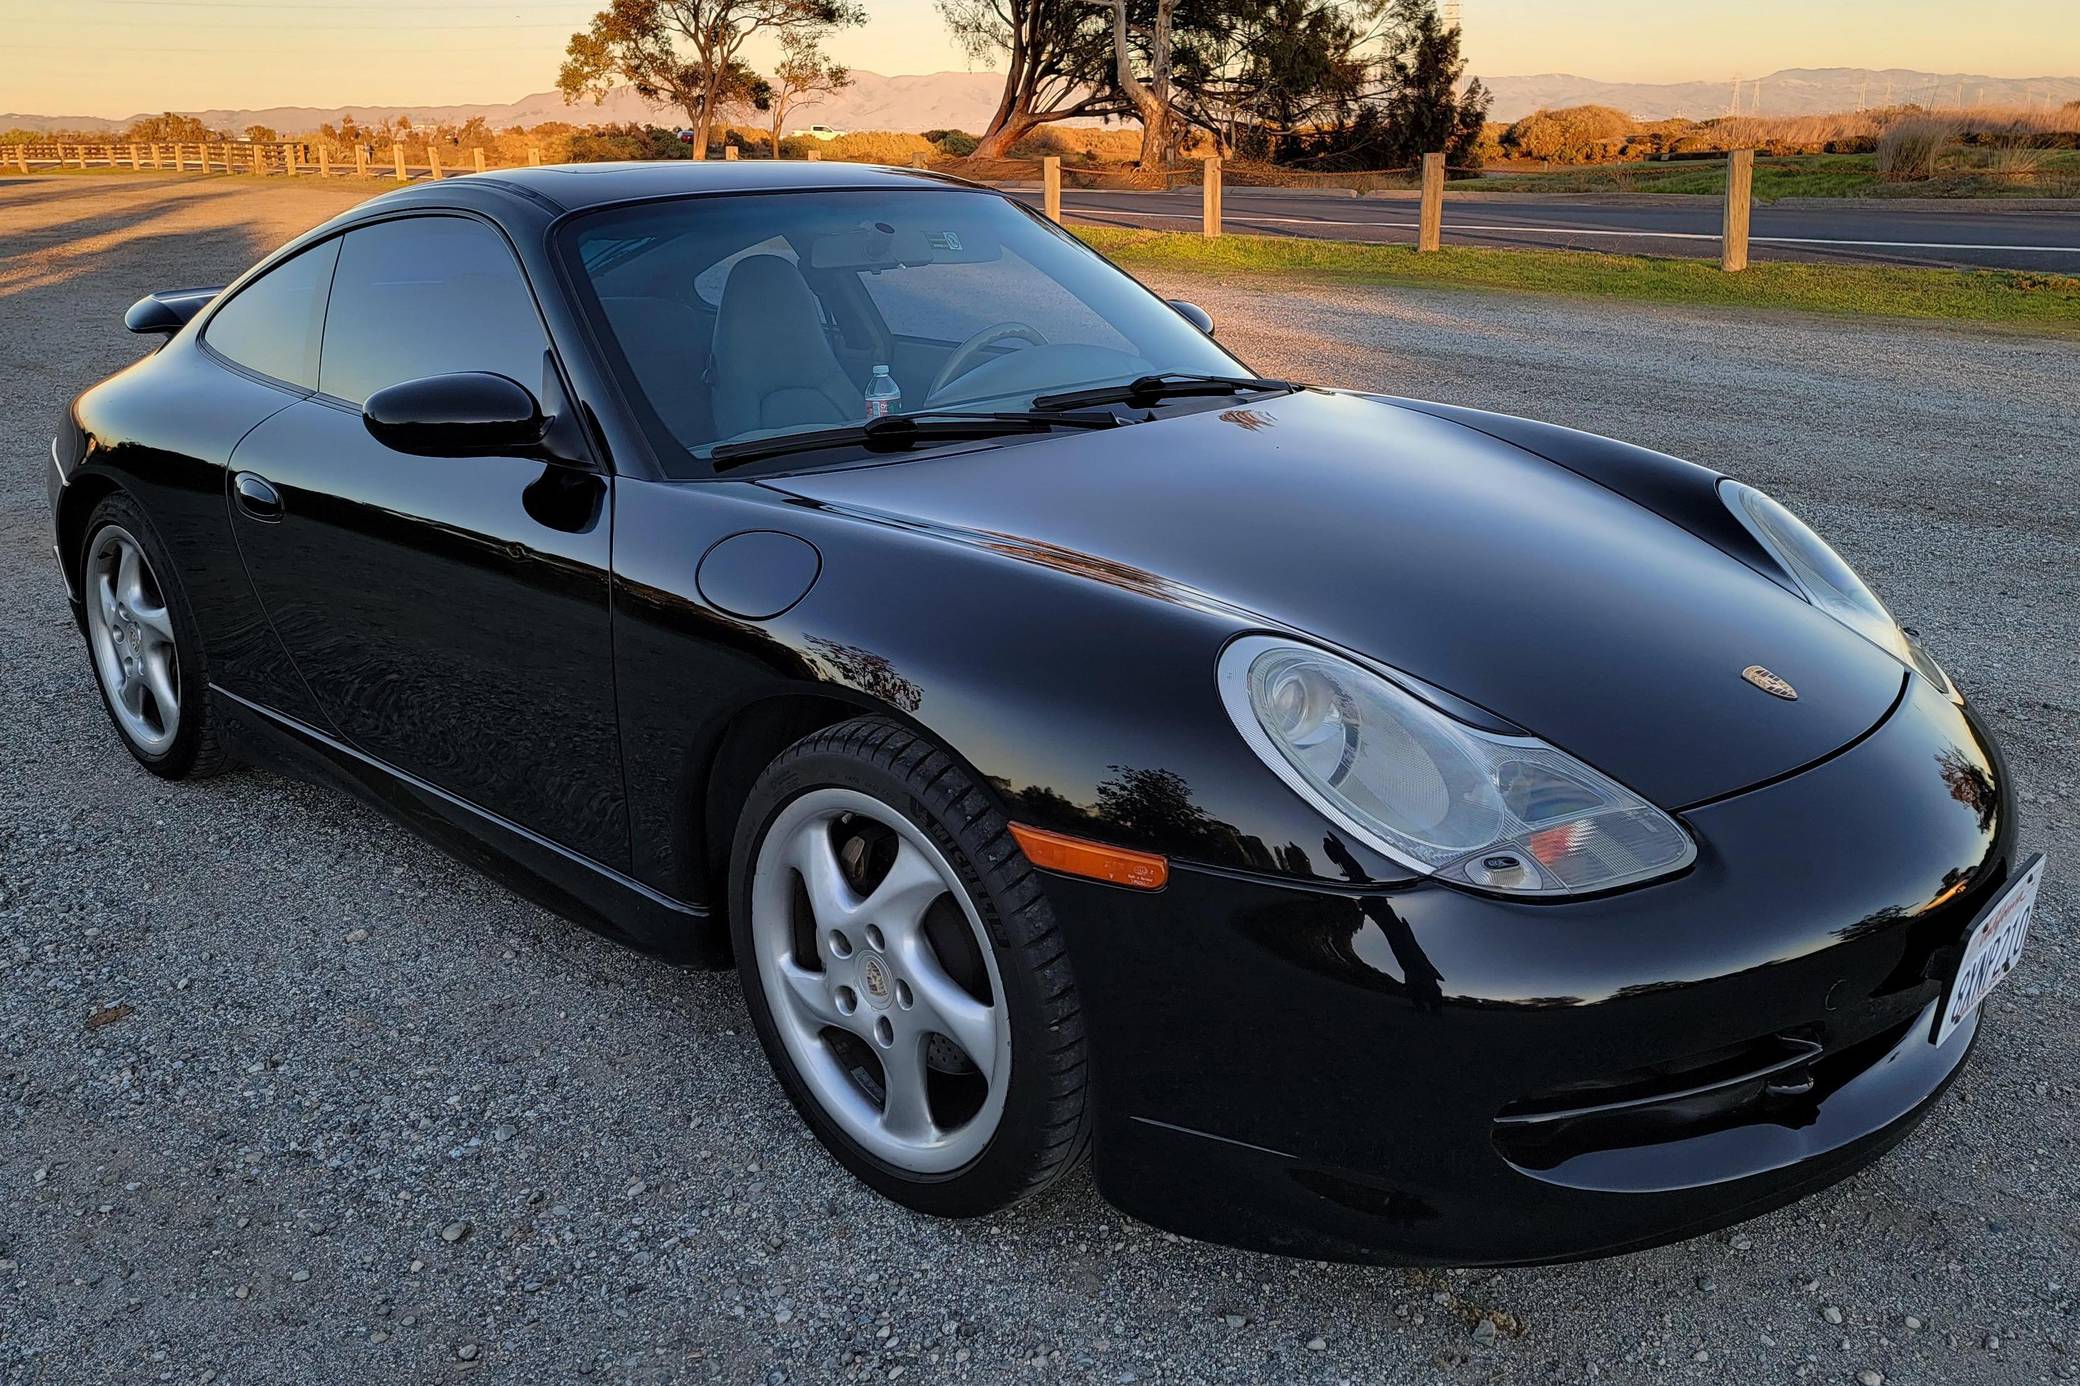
560, 0, 864, 159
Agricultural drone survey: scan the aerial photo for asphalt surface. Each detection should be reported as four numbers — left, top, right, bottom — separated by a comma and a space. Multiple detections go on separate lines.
2, 175, 2076, 1385
1008, 185, 2080, 271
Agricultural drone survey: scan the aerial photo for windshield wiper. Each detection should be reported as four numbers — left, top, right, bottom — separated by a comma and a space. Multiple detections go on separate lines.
708, 409, 1122, 471
1030, 372, 1296, 412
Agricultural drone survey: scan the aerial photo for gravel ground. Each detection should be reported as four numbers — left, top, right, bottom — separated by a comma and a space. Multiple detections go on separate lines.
2, 174, 2075, 1386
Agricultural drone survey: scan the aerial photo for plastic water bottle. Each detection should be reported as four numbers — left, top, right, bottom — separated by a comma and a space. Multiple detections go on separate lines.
865, 365, 901, 421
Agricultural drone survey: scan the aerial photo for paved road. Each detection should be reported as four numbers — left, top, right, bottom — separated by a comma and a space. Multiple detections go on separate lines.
3, 178, 2076, 1385
1011, 185, 2080, 270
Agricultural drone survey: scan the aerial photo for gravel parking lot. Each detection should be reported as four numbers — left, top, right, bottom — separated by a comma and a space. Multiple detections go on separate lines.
2, 174, 2074, 1385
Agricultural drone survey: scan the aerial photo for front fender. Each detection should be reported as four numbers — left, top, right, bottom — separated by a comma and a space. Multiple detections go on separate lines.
609, 475, 1412, 906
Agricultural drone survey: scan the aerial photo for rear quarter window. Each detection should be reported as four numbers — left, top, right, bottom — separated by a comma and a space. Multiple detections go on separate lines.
201, 239, 340, 390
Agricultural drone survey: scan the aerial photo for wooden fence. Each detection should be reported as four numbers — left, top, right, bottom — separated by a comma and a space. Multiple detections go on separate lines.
3, 140, 1764, 270
0, 140, 544, 180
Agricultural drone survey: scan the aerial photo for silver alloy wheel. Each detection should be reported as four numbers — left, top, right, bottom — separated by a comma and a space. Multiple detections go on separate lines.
750, 786, 1012, 1174
84, 524, 180, 756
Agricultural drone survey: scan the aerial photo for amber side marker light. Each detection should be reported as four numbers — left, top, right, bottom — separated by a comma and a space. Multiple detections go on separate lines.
1009, 823, 1169, 890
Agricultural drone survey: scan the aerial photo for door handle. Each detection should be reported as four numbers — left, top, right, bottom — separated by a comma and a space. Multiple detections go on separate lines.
232, 471, 283, 522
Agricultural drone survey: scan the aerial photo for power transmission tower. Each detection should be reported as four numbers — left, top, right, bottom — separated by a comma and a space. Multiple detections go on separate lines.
1730, 75, 1742, 116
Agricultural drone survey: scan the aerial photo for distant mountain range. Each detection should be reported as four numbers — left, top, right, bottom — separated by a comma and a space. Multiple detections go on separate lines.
6, 67, 2077, 136
1484, 68, 2080, 121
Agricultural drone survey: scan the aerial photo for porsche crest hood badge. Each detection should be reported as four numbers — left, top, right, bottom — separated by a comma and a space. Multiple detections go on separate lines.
1741, 665, 1798, 700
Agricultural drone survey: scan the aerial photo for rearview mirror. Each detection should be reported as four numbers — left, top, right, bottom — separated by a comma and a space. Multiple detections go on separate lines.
363, 372, 547, 457
1168, 300, 1215, 336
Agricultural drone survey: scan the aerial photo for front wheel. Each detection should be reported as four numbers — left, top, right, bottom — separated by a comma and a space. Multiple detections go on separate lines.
729, 717, 1091, 1216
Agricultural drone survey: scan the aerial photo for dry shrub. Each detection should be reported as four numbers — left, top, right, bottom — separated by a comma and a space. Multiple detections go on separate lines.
1501, 105, 1633, 162
1987, 140, 2043, 177
1007, 125, 1146, 162
776, 130, 937, 163
1877, 116, 1959, 180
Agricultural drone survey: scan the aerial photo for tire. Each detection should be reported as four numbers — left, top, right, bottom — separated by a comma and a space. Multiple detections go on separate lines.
77, 491, 231, 780
729, 716, 1092, 1216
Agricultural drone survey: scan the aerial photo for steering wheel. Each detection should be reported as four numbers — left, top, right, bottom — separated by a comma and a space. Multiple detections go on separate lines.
928, 321, 1048, 400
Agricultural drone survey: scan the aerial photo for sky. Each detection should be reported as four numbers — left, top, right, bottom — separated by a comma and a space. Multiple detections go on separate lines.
3, 0, 2077, 119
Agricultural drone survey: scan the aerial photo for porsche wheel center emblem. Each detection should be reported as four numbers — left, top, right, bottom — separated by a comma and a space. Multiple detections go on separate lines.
1742, 665, 1798, 700
860, 953, 894, 1008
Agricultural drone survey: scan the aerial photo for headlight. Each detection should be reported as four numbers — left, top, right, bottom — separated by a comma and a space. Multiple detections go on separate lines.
1217, 636, 1696, 896
1719, 479, 1951, 694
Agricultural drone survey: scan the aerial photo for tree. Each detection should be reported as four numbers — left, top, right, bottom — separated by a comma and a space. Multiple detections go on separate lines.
1372, 0, 1488, 168
123, 112, 214, 143
764, 31, 851, 155
938, 0, 1120, 157
1107, 0, 1177, 169
244, 124, 278, 143
559, 0, 862, 160
1168, 0, 1370, 155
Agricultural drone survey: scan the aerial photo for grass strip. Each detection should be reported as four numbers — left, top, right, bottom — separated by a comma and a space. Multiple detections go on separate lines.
1076, 225, 2080, 330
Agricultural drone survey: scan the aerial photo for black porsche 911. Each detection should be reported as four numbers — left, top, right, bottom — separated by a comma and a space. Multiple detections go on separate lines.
49, 161, 2040, 1266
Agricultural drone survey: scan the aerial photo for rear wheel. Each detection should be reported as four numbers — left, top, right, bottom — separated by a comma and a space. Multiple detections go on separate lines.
78, 492, 229, 779
730, 717, 1091, 1215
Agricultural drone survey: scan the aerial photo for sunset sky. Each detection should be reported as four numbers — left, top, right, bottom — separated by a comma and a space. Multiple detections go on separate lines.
4, 0, 2077, 118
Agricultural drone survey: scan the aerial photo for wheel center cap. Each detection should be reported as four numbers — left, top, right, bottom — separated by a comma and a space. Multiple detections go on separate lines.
859, 952, 894, 1009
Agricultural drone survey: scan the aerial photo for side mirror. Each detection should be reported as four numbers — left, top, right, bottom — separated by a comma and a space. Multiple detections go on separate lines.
1167, 300, 1215, 336
363, 372, 547, 457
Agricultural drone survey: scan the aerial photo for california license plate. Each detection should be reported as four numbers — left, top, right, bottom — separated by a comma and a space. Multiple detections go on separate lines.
1933, 853, 2044, 1046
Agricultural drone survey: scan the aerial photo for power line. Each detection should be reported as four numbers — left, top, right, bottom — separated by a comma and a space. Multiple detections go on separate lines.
7, 42, 555, 53
18, 16, 572, 27
76, 0, 588, 9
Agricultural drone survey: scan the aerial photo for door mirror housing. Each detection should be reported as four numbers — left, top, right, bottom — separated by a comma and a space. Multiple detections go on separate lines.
1167, 300, 1215, 336
362, 372, 548, 457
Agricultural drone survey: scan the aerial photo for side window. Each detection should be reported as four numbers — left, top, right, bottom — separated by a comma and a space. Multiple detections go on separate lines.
202, 239, 339, 390
319, 217, 551, 405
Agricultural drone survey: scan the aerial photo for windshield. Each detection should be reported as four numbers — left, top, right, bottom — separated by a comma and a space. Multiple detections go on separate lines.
560, 188, 1246, 474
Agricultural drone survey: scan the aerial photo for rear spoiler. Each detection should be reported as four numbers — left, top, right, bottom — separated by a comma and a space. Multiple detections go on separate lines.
125, 286, 222, 336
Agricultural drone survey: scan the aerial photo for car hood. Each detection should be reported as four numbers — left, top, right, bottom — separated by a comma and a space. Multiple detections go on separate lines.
768, 389, 1909, 808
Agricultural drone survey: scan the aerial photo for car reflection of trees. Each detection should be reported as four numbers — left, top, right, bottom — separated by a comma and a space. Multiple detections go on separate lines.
803, 636, 923, 713
1935, 746, 1998, 833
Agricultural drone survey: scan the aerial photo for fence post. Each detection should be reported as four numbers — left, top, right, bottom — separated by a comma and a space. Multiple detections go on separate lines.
1721, 148, 1753, 272
1202, 155, 1222, 237
428, 146, 444, 179
910, 151, 926, 169
16, 144, 28, 174
527, 144, 541, 166
1042, 155, 1061, 223
1418, 151, 1445, 252
128, 142, 140, 169
317, 145, 330, 177
472, 147, 486, 173
393, 144, 407, 181
284, 143, 299, 175
355, 144, 368, 177
806, 149, 820, 161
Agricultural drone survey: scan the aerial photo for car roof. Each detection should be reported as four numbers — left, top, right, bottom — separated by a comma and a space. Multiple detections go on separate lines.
459, 160, 986, 214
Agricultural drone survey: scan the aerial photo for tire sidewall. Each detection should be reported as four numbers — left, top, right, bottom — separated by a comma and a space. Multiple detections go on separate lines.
729, 739, 1070, 1217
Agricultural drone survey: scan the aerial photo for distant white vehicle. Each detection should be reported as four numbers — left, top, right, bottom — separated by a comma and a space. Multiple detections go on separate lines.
789, 124, 845, 141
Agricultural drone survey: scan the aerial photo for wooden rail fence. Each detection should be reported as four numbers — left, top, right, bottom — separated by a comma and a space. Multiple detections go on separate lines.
3, 141, 1762, 270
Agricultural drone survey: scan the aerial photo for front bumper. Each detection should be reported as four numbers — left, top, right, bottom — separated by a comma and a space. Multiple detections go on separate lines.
1048, 673, 2016, 1265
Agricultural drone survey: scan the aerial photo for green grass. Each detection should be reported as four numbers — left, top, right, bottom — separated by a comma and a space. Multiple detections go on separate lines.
1450, 152, 2080, 200
1077, 226, 2080, 331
